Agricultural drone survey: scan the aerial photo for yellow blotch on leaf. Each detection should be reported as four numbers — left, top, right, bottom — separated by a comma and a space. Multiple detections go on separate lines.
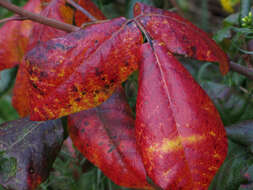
148, 135, 205, 154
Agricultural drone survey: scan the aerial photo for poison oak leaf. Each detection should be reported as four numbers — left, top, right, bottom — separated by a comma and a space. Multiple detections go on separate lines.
135, 41, 227, 190
75, 0, 106, 26
12, 0, 75, 117
26, 18, 142, 121
134, 2, 229, 75
68, 87, 152, 189
0, 0, 42, 71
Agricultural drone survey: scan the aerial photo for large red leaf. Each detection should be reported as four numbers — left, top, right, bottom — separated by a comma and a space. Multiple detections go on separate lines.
68, 87, 152, 189
12, 0, 75, 117
75, 0, 106, 26
0, 0, 42, 71
26, 18, 142, 121
134, 2, 229, 75
135, 41, 227, 189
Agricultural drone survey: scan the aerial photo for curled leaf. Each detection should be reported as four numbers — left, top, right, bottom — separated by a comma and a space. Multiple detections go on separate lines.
26, 18, 143, 120
135, 41, 227, 189
0, 118, 64, 190
134, 2, 229, 75
68, 87, 151, 189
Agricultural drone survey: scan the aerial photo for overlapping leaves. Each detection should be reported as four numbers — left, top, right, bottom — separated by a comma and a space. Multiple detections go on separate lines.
0, 1, 230, 190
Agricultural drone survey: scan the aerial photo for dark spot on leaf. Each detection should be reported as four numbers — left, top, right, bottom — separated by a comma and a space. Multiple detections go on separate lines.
190, 46, 197, 57
32, 83, 38, 89
95, 90, 99, 94
101, 77, 105, 81
39, 72, 47, 78
82, 91, 86, 95
110, 79, 115, 83
75, 97, 81, 102
95, 40, 98, 44
124, 62, 129, 66
84, 121, 89, 126
72, 85, 78, 92
28, 167, 35, 174
81, 128, 85, 133
95, 68, 102, 76
104, 84, 110, 89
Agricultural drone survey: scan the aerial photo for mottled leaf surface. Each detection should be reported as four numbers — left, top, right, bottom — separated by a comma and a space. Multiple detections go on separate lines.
0, 0, 42, 71
75, 0, 106, 26
0, 118, 64, 190
26, 18, 142, 120
68, 87, 151, 189
12, 0, 75, 117
134, 2, 229, 74
135, 41, 227, 189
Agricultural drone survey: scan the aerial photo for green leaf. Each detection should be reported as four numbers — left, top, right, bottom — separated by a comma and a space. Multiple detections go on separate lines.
209, 140, 253, 190
226, 120, 253, 151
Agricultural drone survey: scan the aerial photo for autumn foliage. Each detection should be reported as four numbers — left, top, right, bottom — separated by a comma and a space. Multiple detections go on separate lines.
0, 0, 229, 189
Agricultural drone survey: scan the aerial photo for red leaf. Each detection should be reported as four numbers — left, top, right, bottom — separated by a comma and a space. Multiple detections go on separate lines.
12, 0, 75, 117
68, 87, 151, 189
135, 41, 227, 189
0, 0, 42, 71
26, 18, 142, 120
28, 0, 75, 48
75, 0, 106, 26
134, 2, 229, 75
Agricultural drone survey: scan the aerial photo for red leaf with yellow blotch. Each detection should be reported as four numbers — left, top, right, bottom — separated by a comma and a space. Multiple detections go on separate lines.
68, 87, 152, 189
12, 0, 75, 117
0, 0, 42, 71
135, 41, 227, 190
26, 18, 142, 121
75, 0, 106, 26
134, 3, 229, 75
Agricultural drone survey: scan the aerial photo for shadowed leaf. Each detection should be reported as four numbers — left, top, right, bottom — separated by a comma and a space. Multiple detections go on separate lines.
134, 2, 229, 75
135, 41, 227, 189
68, 87, 152, 189
0, 118, 64, 190
226, 120, 253, 151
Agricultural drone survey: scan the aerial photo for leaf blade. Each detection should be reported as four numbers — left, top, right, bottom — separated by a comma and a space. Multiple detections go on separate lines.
68, 87, 152, 189
134, 2, 229, 75
26, 18, 143, 120
135, 41, 228, 189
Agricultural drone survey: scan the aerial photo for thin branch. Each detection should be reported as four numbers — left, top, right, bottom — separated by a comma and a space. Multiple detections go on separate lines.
66, 0, 97, 22
230, 61, 253, 80
0, 0, 79, 32
0, 15, 27, 24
